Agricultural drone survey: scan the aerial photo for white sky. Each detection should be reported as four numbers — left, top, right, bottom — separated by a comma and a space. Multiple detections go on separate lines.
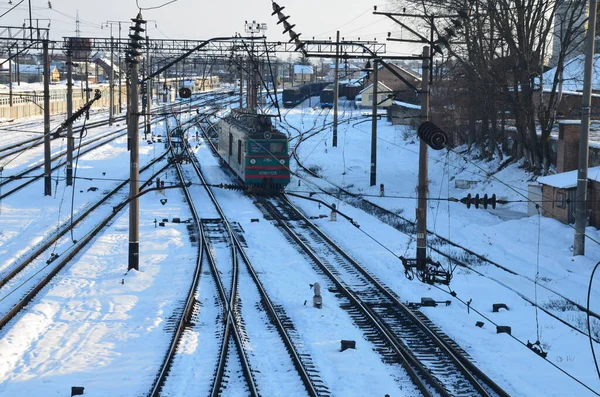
0, 0, 421, 57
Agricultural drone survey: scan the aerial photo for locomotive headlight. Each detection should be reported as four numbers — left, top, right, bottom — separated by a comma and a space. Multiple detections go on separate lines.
250, 159, 256, 164
279, 159, 285, 165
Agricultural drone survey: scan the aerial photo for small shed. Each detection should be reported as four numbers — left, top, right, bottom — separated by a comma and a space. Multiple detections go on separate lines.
358, 82, 393, 109
537, 166, 600, 226
387, 100, 421, 127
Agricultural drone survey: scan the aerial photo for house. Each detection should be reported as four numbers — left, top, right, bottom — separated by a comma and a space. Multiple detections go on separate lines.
535, 121, 600, 227
536, 166, 600, 226
358, 82, 394, 109
294, 65, 313, 85
326, 63, 361, 81
94, 58, 121, 83
363, 63, 421, 104
0, 64, 60, 83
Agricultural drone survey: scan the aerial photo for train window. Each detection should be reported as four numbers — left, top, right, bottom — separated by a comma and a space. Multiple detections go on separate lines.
269, 142, 285, 153
237, 140, 242, 164
228, 133, 233, 156
249, 141, 285, 154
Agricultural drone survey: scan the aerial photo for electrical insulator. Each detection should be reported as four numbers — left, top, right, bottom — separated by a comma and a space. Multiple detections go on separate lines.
460, 193, 497, 209
127, 12, 146, 64
417, 121, 448, 150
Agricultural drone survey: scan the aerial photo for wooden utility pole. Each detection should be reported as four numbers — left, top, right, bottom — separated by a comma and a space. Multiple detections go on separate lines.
43, 40, 51, 196
370, 59, 378, 186
416, 46, 430, 270
332, 30, 340, 147
574, 0, 597, 256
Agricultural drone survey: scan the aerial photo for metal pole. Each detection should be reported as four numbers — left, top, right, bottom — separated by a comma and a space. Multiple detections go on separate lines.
66, 51, 74, 186
109, 32, 115, 125
118, 22, 122, 114
128, 47, 141, 271
85, 59, 90, 119
8, 48, 12, 107
239, 58, 244, 108
332, 30, 340, 147
370, 59, 378, 186
28, 0, 33, 42
145, 34, 151, 138
416, 46, 430, 270
574, 0, 597, 256
43, 40, 51, 196
15, 42, 20, 86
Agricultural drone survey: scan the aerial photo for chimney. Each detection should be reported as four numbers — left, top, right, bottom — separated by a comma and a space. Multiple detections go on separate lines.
556, 120, 580, 173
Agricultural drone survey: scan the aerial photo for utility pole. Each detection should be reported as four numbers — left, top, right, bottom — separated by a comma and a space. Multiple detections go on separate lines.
85, 60, 90, 119
28, 0, 33, 41
416, 46, 430, 270
127, 12, 145, 271
370, 59, 378, 186
43, 39, 51, 196
118, 22, 123, 114
66, 49, 74, 186
332, 30, 340, 147
145, 33, 151, 139
574, 0, 597, 256
239, 58, 244, 108
109, 28, 115, 126
15, 43, 20, 86
8, 48, 12, 107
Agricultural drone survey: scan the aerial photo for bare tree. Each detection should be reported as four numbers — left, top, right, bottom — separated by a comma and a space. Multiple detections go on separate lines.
391, 0, 587, 172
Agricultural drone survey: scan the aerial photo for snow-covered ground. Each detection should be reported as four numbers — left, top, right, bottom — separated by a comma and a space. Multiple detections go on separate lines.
0, 98, 599, 396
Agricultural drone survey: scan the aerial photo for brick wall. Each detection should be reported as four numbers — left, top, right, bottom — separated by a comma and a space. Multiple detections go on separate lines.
556, 121, 581, 172
591, 180, 600, 228
541, 185, 571, 224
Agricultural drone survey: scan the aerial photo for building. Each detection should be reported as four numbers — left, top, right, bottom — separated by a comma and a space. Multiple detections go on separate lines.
0, 64, 60, 84
535, 121, 600, 227
326, 62, 362, 81
363, 63, 421, 104
293, 64, 313, 85
358, 82, 393, 109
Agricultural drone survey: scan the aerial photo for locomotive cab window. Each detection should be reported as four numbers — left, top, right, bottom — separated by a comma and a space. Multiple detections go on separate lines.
249, 141, 286, 154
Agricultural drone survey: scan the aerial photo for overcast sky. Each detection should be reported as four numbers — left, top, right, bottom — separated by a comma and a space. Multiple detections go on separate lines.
1, 0, 421, 56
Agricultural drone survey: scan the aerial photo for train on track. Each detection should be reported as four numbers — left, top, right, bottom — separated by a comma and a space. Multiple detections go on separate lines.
217, 109, 290, 191
319, 82, 363, 108
282, 82, 330, 108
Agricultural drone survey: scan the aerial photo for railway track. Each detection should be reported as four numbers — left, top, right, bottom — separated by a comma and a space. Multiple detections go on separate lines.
0, 90, 233, 163
0, 127, 129, 199
0, 152, 173, 333
254, 194, 511, 397
151, 125, 328, 396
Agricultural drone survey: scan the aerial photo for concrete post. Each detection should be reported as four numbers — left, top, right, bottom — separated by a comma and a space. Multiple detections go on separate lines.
416, 46, 430, 270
